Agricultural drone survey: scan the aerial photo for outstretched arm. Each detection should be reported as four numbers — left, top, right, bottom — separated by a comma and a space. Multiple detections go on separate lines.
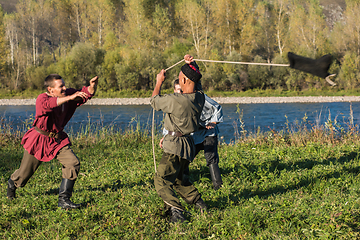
57, 76, 98, 106
56, 91, 89, 106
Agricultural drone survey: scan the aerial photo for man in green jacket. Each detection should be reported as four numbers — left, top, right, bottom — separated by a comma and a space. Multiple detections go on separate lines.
150, 55, 206, 223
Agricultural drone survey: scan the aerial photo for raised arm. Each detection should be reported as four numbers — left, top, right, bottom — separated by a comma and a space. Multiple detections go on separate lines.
57, 76, 98, 106
152, 69, 166, 97
87, 76, 99, 95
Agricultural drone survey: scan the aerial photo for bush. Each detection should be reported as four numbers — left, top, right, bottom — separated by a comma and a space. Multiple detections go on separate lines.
56, 42, 105, 89
269, 54, 288, 89
337, 52, 360, 90
115, 49, 162, 91
24, 65, 48, 90
248, 55, 271, 89
98, 48, 122, 91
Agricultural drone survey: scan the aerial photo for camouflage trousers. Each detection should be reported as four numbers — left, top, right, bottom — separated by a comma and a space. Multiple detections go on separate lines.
154, 152, 201, 210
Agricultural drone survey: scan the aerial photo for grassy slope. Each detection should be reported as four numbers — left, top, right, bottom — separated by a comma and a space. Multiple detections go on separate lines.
1, 129, 360, 239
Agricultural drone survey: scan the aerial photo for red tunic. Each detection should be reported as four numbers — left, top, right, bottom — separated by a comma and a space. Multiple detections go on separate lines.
21, 86, 93, 162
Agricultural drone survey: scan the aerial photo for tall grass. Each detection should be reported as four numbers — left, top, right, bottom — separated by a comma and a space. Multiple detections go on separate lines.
1, 111, 360, 239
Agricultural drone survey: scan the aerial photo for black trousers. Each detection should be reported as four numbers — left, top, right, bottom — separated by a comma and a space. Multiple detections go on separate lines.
195, 135, 219, 166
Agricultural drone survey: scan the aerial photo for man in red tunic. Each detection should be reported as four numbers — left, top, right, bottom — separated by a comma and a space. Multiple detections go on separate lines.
7, 74, 98, 209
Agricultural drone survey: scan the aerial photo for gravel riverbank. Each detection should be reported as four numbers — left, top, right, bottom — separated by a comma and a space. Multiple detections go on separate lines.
1, 96, 360, 106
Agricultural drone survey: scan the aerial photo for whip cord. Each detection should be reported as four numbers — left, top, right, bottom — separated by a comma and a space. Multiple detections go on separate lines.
152, 108, 157, 173
194, 59, 289, 67
165, 59, 185, 71
152, 58, 289, 172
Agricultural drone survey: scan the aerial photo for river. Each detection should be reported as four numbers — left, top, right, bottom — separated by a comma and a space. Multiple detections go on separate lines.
1, 102, 359, 143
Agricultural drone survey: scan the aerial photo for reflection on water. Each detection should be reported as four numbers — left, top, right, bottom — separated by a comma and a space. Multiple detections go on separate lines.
1, 102, 360, 144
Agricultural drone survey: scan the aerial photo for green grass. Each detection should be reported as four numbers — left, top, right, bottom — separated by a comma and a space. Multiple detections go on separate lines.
1, 87, 360, 99
1, 122, 360, 239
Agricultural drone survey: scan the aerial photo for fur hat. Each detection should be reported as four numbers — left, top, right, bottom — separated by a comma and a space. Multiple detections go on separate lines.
181, 64, 202, 82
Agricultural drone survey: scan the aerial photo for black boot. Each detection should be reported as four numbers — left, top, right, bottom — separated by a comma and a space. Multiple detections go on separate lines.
194, 198, 208, 212
58, 178, 81, 209
209, 163, 222, 190
7, 178, 17, 200
170, 207, 186, 223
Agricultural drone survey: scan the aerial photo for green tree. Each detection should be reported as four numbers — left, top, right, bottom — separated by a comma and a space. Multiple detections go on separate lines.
122, 0, 151, 50
286, 0, 329, 57
4, 12, 27, 90
151, 4, 173, 52
70, 0, 88, 42
201, 50, 225, 90
176, 0, 210, 58
53, 0, 79, 57
337, 52, 360, 89
247, 55, 271, 89
222, 51, 249, 91
98, 48, 122, 90
331, 0, 360, 56
115, 49, 160, 90
0, 6, 8, 81
84, 0, 120, 47
25, 65, 48, 89
269, 53, 288, 89
210, 0, 237, 55
254, 1, 277, 62
272, 0, 290, 55
234, 0, 257, 57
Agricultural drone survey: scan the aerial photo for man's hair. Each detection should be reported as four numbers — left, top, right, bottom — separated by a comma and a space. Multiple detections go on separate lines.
173, 79, 179, 89
44, 74, 62, 92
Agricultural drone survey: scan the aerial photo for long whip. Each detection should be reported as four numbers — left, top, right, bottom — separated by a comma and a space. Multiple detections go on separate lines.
152, 54, 336, 172
193, 58, 336, 86
152, 108, 157, 173
194, 58, 289, 67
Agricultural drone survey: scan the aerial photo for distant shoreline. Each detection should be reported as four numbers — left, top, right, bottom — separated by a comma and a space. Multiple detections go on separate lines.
1, 96, 360, 106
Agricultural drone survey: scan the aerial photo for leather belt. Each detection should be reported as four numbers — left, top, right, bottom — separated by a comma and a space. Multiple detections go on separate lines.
167, 131, 183, 137
35, 126, 63, 139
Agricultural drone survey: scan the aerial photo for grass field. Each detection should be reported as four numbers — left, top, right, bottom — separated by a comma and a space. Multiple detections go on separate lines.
1, 121, 360, 239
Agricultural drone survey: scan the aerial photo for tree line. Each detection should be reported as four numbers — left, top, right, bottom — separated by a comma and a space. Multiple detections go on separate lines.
0, 0, 359, 93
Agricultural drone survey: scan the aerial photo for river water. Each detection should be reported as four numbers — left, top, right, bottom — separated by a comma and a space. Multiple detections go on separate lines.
1, 102, 359, 143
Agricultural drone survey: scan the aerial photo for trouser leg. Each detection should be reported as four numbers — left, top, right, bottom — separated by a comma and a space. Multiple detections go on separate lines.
154, 152, 201, 210
56, 145, 80, 180
173, 159, 201, 205
195, 143, 203, 158
56, 145, 81, 209
180, 143, 202, 191
11, 150, 43, 188
203, 136, 219, 166
203, 136, 222, 189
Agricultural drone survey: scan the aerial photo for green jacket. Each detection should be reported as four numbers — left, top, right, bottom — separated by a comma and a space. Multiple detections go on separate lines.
151, 91, 205, 161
